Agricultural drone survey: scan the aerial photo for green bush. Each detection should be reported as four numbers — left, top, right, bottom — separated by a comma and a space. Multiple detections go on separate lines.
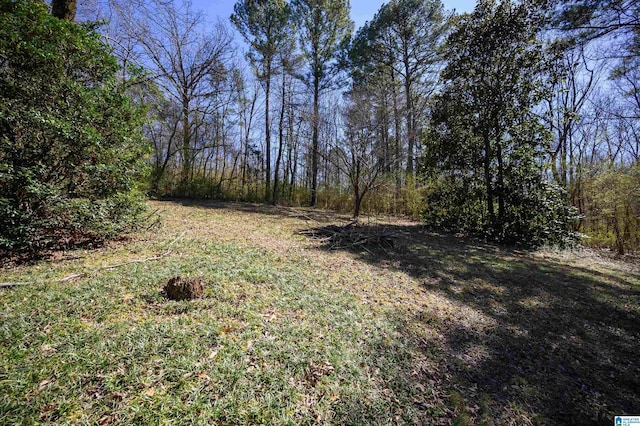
0, 0, 149, 253
421, 176, 485, 233
422, 175, 579, 248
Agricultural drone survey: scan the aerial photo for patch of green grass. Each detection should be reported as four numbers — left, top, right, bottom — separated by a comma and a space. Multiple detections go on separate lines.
2, 200, 639, 425
0, 213, 430, 424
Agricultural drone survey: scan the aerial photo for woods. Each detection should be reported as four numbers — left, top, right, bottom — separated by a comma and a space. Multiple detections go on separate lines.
1, 0, 639, 253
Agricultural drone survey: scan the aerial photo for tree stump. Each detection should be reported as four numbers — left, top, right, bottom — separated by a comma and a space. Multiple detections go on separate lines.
163, 276, 204, 301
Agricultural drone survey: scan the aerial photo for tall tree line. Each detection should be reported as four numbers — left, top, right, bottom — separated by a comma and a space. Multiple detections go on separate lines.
72, 0, 640, 250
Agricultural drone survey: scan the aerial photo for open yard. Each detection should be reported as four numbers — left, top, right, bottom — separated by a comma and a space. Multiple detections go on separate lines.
1, 200, 639, 425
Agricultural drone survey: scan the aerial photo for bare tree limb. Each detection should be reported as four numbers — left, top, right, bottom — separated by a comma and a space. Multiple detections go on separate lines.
0, 231, 188, 289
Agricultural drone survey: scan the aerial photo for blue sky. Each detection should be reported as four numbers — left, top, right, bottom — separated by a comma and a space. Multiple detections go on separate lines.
195, 0, 475, 29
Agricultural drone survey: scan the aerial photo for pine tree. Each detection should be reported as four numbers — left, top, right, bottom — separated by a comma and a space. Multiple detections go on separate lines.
291, 0, 353, 206
231, 0, 292, 202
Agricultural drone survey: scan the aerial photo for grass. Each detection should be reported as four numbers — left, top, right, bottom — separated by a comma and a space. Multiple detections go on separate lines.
1, 199, 639, 425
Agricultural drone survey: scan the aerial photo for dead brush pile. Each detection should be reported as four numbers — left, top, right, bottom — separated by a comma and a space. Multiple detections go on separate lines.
297, 221, 396, 254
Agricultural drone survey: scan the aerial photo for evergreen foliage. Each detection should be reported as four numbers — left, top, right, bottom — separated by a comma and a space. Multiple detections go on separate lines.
422, 0, 578, 246
291, 0, 353, 206
0, 0, 149, 253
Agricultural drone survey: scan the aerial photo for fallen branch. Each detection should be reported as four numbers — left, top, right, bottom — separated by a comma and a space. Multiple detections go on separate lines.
1, 229, 189, 289
1, 251, 173, 288
59, 273, 85, 282
297, 222, 396, 253
0, 282, 29, 288
165, 230, 188, 250
101, 250, 171, 270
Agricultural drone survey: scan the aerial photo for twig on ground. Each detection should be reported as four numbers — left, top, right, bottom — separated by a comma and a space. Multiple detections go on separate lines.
101, 251, 171, 270
165, 230, 188, 250
0, 231, 188, 289
0, 282, 29, 288
59, 273, 86, 282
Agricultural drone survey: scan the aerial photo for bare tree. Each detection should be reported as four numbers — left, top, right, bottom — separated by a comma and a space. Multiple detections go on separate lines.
126, 0, 234, 192
331, 86, 395, 217
544, 43, 601, 189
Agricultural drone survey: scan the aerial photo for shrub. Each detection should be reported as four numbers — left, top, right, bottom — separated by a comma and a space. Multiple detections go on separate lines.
421, 175, 579, 248
0, 0, 149, 253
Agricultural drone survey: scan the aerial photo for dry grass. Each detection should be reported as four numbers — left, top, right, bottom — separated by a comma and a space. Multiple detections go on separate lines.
1, 199, 639, 425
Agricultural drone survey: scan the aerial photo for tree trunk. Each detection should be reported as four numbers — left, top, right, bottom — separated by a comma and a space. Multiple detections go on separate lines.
354, 193, 362, 218
494, 117, 505, 222
286, 101, 294, 200
496, 138, 505, 223
310, 75, 320, 207
403, 43, 414, 175
242, 90, 257, 196
483, 129, 495, 224
51, 0, 77, 21
353, 156, 361, 218
291, 115, 298, 199
273, 73, 286, 205
392, 71, 402, 194
181, 97, 191, 194
265, 70, 272, 202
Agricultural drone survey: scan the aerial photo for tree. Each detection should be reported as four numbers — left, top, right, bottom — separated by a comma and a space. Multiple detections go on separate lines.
368, 0, 448, 176
130, 0, 234, 193
144, 90, 182, 194
544, 42, 600, 190
349, 20, 404, 193
231, 0, 292, 202
291, 0, 353, 206
273, 48, 300, 205
582, 167, 640, 254
334, 85, 394, 217
555, 0, 640, 46
0, 0, 148, 253
555, 0, 640, 107
424, 0, 576, 245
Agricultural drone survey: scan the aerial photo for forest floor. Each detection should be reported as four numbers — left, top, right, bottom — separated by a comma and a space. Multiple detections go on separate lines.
1, 200, 639, 425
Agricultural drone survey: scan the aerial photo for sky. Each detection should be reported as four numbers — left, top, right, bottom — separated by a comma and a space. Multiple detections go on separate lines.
195, 0, 476, 31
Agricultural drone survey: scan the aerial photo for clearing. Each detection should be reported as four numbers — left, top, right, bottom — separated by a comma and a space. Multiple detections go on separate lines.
1, 200, 639, 425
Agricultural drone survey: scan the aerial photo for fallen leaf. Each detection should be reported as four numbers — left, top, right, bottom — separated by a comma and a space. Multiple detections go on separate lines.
38, 377, 55, 390
122, 294, 133, 302
39, 403, 56, 420
98, 415, 113, 425
143, 387, 155, 397
197, 373, 211, 380
111, 391, 125, 401
41, 344, 56, 354
86, 385, 104, 400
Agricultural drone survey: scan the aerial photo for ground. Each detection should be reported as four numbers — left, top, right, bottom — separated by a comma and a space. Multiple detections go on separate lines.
1, 200, 639, 425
